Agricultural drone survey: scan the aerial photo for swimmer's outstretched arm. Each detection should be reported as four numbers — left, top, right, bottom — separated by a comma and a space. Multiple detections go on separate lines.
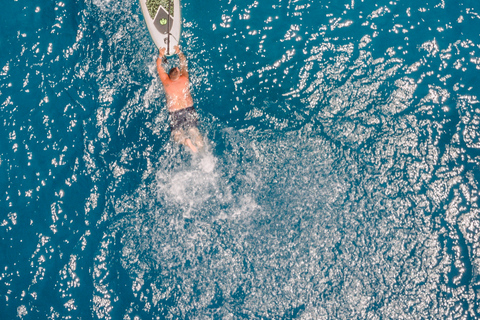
174, 45, 188, 77
156, 48, 169, 83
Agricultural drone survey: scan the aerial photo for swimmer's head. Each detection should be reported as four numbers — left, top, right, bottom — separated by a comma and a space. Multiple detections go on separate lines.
169, 67, 180, 80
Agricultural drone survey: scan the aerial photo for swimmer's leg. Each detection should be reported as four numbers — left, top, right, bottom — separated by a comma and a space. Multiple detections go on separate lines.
188, 127, 204, 151
184, 139, 198, 153
172, 129, 198, 153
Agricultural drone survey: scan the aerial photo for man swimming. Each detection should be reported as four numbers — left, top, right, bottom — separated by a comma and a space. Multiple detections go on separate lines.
157, 45, 204, 153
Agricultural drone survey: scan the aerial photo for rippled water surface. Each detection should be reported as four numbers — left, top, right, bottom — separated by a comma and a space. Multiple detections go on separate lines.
2, 0, 480, 318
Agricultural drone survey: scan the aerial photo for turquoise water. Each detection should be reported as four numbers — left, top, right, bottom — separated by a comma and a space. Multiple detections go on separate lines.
2, 0, 480, 318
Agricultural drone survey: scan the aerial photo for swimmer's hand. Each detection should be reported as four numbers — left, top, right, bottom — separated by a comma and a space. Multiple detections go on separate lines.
159, 48, 166, 58
174, 45, 181, 55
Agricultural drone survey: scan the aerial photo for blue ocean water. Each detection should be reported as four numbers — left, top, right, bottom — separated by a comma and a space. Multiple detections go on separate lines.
1, 0, 480, 318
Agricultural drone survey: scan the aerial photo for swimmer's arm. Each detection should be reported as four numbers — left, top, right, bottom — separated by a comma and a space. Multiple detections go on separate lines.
175, 45, 189, 77
157, 49, 169, 83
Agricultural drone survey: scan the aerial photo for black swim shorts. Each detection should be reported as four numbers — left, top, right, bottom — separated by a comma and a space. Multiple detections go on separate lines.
169, 106, 198, 131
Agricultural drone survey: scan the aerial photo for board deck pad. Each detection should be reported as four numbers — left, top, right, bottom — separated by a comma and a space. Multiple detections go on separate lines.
154, 6, 174, 35
147, 0, 174, 18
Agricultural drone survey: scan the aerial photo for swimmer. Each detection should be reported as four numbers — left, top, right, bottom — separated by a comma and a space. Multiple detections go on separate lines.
157, 45, 204, 153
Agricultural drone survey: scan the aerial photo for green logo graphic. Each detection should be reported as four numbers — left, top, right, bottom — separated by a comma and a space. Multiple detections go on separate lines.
159, 18, 167, 25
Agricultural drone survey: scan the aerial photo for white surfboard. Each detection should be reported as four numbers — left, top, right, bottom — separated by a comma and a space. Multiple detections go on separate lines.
139, 0, 181, 56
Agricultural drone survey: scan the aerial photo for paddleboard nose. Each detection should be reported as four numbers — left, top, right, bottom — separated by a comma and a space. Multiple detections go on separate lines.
139, 0, 181, 55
